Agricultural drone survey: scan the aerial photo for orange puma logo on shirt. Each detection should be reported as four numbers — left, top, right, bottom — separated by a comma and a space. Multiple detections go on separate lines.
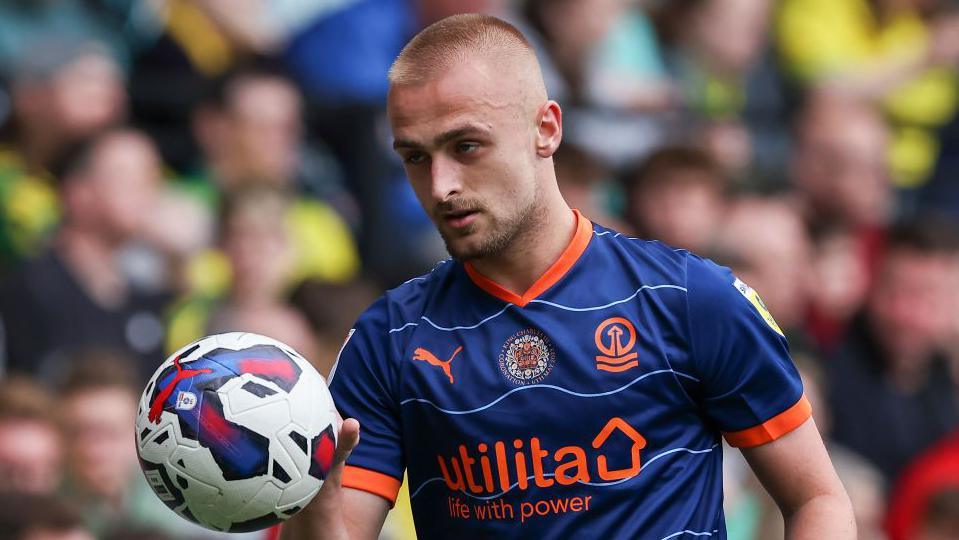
412, 346, 463, 384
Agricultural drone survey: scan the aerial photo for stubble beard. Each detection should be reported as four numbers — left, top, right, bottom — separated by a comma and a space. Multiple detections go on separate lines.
441, 195, 542, 262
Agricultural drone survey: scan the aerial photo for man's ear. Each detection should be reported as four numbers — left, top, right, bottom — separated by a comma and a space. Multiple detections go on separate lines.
535, 100, 563, 158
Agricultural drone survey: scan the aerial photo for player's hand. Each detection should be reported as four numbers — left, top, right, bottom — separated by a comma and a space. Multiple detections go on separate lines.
281, 414, 361, 540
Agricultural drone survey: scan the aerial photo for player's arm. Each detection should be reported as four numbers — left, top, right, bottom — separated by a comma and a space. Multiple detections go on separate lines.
741, 418, 855, 539
284, 298, 405, 539
281, 418, 390, 540
683, 253, 854, 536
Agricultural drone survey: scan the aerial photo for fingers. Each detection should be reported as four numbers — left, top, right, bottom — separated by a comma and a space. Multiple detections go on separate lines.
335, 418, 360, 467
318, 418, 359, 494
281, 420, 360, 540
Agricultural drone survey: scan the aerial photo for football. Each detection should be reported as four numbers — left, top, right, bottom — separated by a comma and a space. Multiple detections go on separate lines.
135, 332, 337, 532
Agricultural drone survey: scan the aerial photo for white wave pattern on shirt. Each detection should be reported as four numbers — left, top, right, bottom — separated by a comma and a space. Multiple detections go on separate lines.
386, 284, 685, 334
400, 368, 699, 415
659, 529, 720, 540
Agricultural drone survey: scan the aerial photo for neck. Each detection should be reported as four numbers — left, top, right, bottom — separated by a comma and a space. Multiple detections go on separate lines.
58, 225, 126, 307
468, 190, 575, 296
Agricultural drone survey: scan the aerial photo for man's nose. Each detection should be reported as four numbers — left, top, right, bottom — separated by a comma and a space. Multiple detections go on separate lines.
430, 155, 463, 202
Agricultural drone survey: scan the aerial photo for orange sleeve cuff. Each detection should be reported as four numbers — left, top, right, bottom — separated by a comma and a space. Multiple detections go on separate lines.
722, 394, 813, 448
342, 465, 402, 505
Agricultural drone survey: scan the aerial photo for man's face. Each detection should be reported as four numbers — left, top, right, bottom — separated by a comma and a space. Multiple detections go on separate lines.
869, 250, 959, 361
388, 60, 544, 261
633, 171, 723, 253
225, 78, 302, 185
59, 388, 138, 499
691, 0, 770, 75
795, 105, 890, 227
223, 205, 291, 298
719, 199, 811, 329
542, 0, 625, 55
0, 420, 61, 493
49, 52, 126, 139
84, 134, 162, 242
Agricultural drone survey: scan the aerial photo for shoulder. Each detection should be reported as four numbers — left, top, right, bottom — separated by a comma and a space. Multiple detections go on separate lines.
589, 222, 688, 270
350, 259, 459, 337
587, 221, 745, 297
683, 251, 737, 292
683, 251, 781, 329
329, 260, 459, 385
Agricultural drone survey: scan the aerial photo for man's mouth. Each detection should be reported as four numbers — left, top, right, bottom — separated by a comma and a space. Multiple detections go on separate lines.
442, 209, 480, 229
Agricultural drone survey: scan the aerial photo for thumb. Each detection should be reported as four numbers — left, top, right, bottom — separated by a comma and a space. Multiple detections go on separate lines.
324, 417, 361, 487
334, 418, 361, 467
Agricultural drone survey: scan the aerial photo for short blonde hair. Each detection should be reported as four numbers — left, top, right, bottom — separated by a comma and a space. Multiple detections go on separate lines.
388, 14, 537, 86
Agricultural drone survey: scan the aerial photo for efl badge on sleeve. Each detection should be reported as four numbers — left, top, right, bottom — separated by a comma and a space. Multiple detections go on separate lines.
733, 277, 785, 337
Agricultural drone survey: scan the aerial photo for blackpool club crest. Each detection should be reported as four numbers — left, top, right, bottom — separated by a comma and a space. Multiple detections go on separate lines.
499, 328, 556, 385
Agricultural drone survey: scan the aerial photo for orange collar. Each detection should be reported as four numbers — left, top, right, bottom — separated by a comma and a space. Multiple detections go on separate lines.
464, 209, 592, 307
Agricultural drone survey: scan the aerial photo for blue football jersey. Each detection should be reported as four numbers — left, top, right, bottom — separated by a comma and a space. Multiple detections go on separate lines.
328, 210, 810, 539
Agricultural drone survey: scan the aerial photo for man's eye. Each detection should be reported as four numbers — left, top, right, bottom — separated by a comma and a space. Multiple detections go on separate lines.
405, 153, 427, 165
457, 142, 480, 154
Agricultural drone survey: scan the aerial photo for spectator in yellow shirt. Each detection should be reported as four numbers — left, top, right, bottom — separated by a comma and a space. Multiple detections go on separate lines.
178, 63, 361, 300
0, 40, 127, 272
777, 0, 959, 186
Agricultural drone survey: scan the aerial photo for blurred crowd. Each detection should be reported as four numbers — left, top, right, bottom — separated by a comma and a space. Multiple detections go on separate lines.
0, 0, 958, 539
